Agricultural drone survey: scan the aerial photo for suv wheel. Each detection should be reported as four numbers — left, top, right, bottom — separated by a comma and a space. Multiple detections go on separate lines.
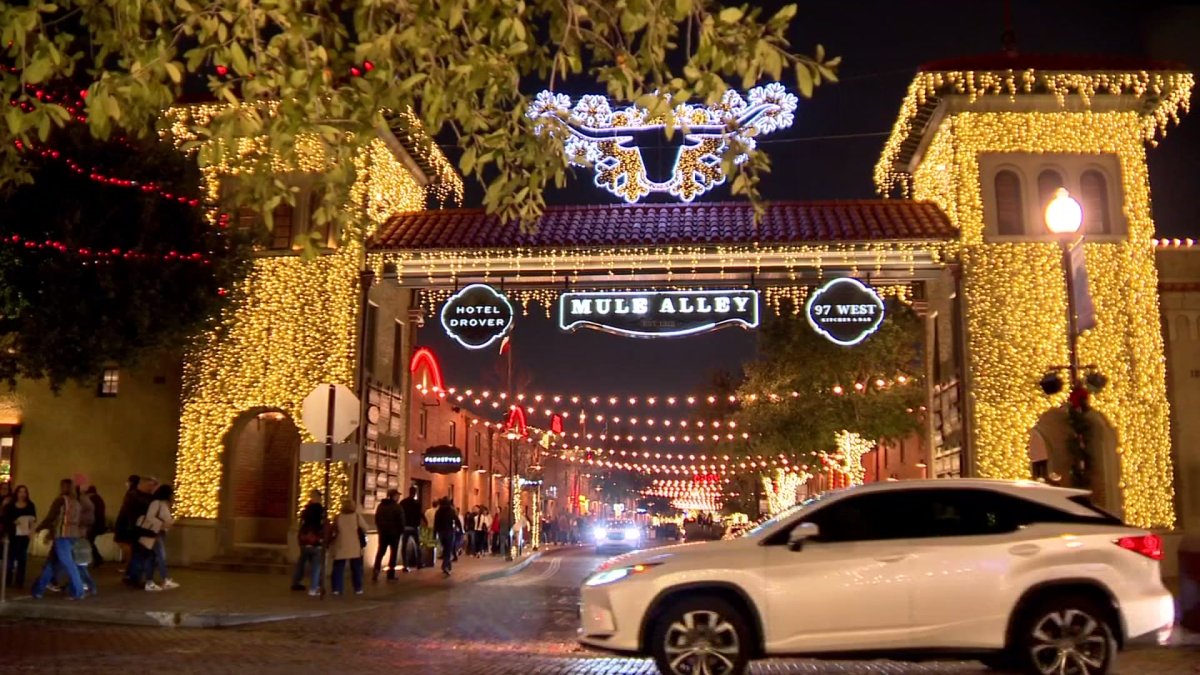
1013, 596, 1117, 675
651, 596, 750, 675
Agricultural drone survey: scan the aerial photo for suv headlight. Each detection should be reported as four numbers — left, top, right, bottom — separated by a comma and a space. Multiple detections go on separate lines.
584, 563, 661, 587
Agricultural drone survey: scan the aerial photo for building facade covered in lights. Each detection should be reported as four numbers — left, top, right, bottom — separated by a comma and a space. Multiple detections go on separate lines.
4, 53, 1197, 571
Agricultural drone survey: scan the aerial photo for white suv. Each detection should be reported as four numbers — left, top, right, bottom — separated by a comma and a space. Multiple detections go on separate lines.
578, 479, 1173, 675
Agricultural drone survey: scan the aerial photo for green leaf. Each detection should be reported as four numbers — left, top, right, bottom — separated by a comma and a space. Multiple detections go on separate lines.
460, 146, 476, 174
794, 63, 813, 98
230, 42, 250, 75
718, 7, 743, 24
674, 0, 693, 17
772, 4, 797, 24
165, 61, 183, 84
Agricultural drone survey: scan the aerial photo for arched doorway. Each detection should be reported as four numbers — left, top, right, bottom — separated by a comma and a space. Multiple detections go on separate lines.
1027, 407, 1121, 516
221, 409, 301, 547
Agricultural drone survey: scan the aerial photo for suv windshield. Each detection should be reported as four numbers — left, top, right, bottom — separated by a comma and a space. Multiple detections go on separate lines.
743, 494, 828, 538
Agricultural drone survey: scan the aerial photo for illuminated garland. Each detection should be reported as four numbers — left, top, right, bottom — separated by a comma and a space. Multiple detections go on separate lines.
170, 105, 429, 518
373, 241, 956, 289
833, 430, 873, 486
875, 68, 1194, 195
762, 468, 808, 516
907, 109, 1178, 528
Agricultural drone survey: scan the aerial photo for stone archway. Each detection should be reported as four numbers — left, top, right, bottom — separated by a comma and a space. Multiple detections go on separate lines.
1027, 407, 1121, 516
221, 409, 301, 547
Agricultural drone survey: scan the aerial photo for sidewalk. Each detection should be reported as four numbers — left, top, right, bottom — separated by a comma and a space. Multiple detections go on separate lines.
0, 549, 543, 629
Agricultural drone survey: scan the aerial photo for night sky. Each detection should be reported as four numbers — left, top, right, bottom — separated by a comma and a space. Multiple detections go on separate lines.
418, 1, 1200, 409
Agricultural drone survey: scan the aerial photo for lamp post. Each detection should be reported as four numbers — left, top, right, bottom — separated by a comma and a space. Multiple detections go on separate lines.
1042, 187, 1104, 488
1045, 187, 1084, 386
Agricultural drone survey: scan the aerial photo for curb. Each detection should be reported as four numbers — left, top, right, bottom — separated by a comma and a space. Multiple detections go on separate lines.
0, 599, 336, 628
471, 551, 544, 584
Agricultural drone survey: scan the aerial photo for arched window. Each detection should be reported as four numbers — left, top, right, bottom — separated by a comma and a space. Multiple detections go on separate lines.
1080, 170, 1112, 235
1037, 169, 1065, 215
994, 170, 1025, 235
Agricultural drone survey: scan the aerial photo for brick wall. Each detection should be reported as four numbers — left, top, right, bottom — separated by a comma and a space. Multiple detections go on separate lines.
230, 415, 299, 519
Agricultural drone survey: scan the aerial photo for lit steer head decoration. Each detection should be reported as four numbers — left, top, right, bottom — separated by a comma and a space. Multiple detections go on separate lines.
526, 84, 798, 203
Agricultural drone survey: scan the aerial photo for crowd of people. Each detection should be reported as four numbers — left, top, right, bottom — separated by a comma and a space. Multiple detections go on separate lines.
0, 474, 178, 599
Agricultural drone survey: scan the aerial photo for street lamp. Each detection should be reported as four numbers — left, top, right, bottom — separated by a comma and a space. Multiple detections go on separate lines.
1042, 187, 1104, 489
1045, 187, 1083, 235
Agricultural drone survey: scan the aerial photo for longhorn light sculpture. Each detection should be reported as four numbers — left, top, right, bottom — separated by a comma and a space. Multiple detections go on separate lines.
526, 84, 798, 203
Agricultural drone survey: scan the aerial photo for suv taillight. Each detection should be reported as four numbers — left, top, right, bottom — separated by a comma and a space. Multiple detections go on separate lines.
1115, 534, 1163, 561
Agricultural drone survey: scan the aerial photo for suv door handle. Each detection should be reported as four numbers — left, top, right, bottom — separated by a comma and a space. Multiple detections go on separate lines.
1009, 544, 1041, 557
875, 554, 910, 563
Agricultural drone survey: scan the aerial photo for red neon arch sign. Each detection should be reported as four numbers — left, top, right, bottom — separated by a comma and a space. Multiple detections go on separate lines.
505, 405, 528, 438
409, 347, 446, 397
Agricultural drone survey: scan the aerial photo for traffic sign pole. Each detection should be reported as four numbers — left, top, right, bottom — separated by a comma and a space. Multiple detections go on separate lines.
321, 383, 335, 599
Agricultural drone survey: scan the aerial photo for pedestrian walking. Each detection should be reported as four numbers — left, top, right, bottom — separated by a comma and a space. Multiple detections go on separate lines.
329, 498, 368, 595
141, 484, 177, 591
0, 481, 11, 512
512, 508, 532, 556
31, 478, 88, 600
84, 485, 106, 568
73, 486, 98, 595
433, 497, 460, 577
557, 513, 570, 545
124, 476, 158, 588
291, 490, 326, 596
452, 506, 464, 561
398, 486, 423, 572
462, 507, 476, 557
490, 506, 503, 555
2, 485, 35, 587
371, 489, 403, 582
473, 506, 490, 558
113, 475, 140, 573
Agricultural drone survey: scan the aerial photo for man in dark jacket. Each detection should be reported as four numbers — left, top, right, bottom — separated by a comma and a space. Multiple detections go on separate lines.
84, 486, 106, 568
433, 497, 462, 577
113, 475, 139, 572
291, 490, 326, 594
122, 476, 158, 587
371, 489, 404, 582
398, 487, 423, 572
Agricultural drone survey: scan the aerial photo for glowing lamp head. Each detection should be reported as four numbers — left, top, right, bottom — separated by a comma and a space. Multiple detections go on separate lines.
1044, 188, 1083, 235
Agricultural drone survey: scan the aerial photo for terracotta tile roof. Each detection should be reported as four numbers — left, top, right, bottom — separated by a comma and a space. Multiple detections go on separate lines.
370, 201, 956, 251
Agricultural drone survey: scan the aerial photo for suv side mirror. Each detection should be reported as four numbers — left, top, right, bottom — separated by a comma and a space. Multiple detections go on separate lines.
788, 522, 820, 551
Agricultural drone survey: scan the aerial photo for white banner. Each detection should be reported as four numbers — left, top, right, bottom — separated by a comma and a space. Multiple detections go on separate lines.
1068, 244, 1096, 334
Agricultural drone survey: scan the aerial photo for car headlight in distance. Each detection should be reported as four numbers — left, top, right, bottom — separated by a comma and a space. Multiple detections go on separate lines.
584, 563, 660, 587
592, 526, 606, 541
624, 527, 640, 539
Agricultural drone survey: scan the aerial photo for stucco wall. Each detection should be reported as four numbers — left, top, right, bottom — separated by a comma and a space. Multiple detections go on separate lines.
2, 351, 181, 521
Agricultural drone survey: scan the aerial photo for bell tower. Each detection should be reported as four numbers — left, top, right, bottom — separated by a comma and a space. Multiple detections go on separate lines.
877, 53, 1194, 528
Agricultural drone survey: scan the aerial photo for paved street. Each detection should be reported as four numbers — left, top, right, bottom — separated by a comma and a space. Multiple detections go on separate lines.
0, 546, 1197, 674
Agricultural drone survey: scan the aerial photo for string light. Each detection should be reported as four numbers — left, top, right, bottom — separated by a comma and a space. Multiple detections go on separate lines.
170, 105, 430, 518
893, 91, 1186, 528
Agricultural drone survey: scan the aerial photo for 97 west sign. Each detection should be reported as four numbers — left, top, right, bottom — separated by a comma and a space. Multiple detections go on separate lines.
559, 289, 759, 338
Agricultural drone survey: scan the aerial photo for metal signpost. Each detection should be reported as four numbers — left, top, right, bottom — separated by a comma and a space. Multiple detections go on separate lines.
300, 383, 361, 597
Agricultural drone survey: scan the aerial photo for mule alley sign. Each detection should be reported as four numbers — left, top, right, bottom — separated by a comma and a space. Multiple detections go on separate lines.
805, 277, 885, 346
559, 289, 760, 338
440, 284, 514, 350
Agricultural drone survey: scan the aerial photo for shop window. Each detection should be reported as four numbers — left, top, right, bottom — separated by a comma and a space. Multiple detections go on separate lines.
418, 408, 428, 439
449, 421, 457, 447
98, 368, 119, 397
269, 203, 295, 250
391, 319, 404, 386
474, 432, 482, 457
0, 434, 15, 484
1080, 170, 1112, 235
993, 170, 1025, 235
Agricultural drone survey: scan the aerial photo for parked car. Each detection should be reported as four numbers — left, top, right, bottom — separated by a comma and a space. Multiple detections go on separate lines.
578, 479, 1173, 675
592, 519, 645, 554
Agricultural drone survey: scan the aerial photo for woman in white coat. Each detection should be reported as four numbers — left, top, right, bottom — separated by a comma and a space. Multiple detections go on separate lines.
329, 498, 369, 595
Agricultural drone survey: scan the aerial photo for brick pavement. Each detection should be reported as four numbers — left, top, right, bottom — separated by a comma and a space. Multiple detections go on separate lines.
0, 547, 1197, 674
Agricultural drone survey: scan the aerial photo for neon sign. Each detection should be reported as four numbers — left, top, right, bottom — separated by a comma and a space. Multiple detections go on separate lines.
805, 278, 885, 346
526, 84, 797, 203
422, 445, 464, 474
558, 289, 759, 338
440, 284, 514, 350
